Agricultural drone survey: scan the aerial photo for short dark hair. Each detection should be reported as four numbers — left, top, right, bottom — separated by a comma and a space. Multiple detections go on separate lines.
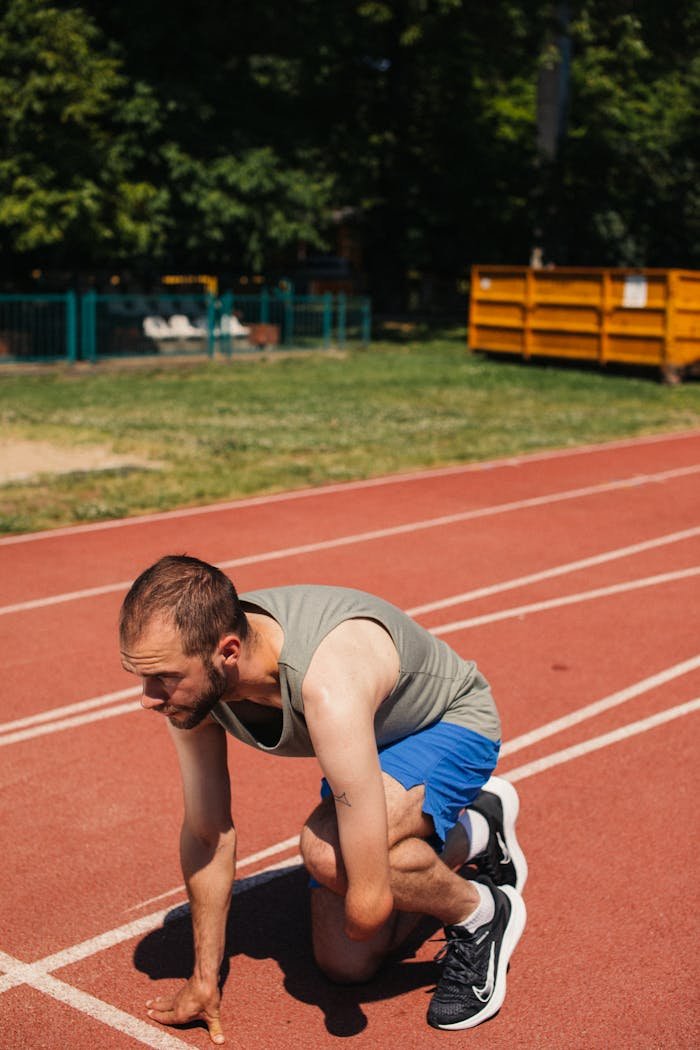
119, 555, 248, 657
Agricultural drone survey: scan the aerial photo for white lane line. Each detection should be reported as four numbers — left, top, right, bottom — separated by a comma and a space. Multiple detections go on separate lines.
504, 698, 700, 783
236, 834, 300, 867
2, 694, 697, 1004
0, 958, 194, 1048
3, 521, 694, 739
0, 856, 304, 992
431, 566, 700, 636
35, 973, 196, 1049
123, 886, 188, 913
4, 569, 699, 749
125, 836, 301, 914
4, 427, 698, 547
30, 858, 304, 978
4, 625, 698, 775
2, 462, 699, 617
0, 686, 141, 735
125, 651, 700, 913
0, 700, 141, 748
406, 525, 700, 616
5, 514, 693, 737
500, 655, 700, 756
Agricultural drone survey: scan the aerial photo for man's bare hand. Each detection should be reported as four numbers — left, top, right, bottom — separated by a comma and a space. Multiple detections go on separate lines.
147, 977, 224, 1044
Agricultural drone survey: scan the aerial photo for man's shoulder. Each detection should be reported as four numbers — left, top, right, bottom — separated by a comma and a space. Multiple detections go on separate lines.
304, 617, 401, 707
241, 584, 407, 618
241, 585, 401, 627
241, 584, 374, 604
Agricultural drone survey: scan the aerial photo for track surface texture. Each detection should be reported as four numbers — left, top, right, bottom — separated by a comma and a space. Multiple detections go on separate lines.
1, 429, 699, 1049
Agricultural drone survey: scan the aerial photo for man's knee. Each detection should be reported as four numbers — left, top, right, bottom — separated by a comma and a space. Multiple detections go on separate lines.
312, 935, 383, 985
310, 884, 396, 985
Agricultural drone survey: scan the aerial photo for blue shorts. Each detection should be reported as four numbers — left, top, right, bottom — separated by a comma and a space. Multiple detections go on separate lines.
320, 720, 500, 846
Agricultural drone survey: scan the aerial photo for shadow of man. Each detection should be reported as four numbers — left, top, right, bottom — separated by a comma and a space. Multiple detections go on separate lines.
133, 865, 441, 1039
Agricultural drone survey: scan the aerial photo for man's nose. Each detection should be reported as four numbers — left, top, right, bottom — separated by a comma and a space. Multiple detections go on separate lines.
141, 679, 167, 709
140, 692, 163, 710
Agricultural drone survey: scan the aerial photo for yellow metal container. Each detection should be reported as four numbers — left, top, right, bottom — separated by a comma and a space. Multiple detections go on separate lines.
468, 265, 700, 381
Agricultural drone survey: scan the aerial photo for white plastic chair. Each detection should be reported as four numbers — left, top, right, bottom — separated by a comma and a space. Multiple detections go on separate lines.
168, 314, 207, 338
143, 315, 175, 339
220, 314, 251, 337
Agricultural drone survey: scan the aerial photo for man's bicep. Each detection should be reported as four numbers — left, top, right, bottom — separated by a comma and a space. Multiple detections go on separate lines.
305, 689, 387, 835
167, 719, 233, 839
305, 686, 375, 788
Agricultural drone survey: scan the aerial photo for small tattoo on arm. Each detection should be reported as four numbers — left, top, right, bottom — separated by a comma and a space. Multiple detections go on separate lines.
333, 792, 351, 807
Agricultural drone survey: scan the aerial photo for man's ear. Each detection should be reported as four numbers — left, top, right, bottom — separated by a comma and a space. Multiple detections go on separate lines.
218, 634, 242, 665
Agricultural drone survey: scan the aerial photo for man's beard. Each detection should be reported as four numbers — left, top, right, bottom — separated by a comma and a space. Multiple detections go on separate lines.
172, 661, 228, 731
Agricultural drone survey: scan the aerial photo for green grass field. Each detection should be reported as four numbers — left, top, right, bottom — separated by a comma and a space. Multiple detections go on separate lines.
1, 332, 699, 535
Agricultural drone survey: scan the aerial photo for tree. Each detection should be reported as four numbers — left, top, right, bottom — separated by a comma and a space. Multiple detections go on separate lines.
3, 1, 697, 301
80, 0, 337, 273
81, 0, 552, 301
0, 0, 335, 277
259, 0, 550, 307
0, 0, 167, 268
545, 0, 700, 266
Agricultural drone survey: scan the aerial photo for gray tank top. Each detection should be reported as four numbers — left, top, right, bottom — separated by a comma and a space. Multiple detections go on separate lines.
211, 585, 500, 755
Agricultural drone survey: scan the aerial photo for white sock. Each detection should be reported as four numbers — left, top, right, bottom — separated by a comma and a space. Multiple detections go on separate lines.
457, 881, 495, 932
459, 809, 490, 860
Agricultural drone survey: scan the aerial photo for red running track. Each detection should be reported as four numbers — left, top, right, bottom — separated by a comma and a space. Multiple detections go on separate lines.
1, 429, 699, 1049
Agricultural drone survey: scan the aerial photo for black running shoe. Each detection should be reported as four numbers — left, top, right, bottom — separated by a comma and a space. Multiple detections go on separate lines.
467, 776, 528, 892
427, 877, 526, 1030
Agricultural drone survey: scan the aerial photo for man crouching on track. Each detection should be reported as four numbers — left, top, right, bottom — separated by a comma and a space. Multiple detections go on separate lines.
119, 554, 528, 1044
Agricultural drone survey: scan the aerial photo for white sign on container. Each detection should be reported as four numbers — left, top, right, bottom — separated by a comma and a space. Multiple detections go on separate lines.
622, 275, 648, 309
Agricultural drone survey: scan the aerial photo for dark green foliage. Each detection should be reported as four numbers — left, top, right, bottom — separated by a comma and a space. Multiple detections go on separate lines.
0, 1, 698, 301
0, 0, 167, 262
552, 0, 700, 266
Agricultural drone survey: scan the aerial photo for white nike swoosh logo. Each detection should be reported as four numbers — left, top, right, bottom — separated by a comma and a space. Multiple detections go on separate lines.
497, 831, 512, 864
472, 941, 496, 1002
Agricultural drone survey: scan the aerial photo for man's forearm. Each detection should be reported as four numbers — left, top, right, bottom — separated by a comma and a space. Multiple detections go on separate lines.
180, 824, 237, 984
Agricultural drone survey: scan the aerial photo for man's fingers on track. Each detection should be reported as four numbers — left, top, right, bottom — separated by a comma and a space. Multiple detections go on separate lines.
145, 1000, 225, 1043
203, 1007, 225, 1044
207, 1017, 225, 1044
147, 1006, 177, 1023
145, 996, 175, 1010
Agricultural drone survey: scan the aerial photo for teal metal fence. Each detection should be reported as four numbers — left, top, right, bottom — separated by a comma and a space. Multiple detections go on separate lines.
82, 292, 213, 361
219, 291, 371, 354
0, 293, 77, 362
0, 290, 371, 363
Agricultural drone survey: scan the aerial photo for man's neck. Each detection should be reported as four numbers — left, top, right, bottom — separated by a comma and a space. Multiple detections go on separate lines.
228, 612, 284, 705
